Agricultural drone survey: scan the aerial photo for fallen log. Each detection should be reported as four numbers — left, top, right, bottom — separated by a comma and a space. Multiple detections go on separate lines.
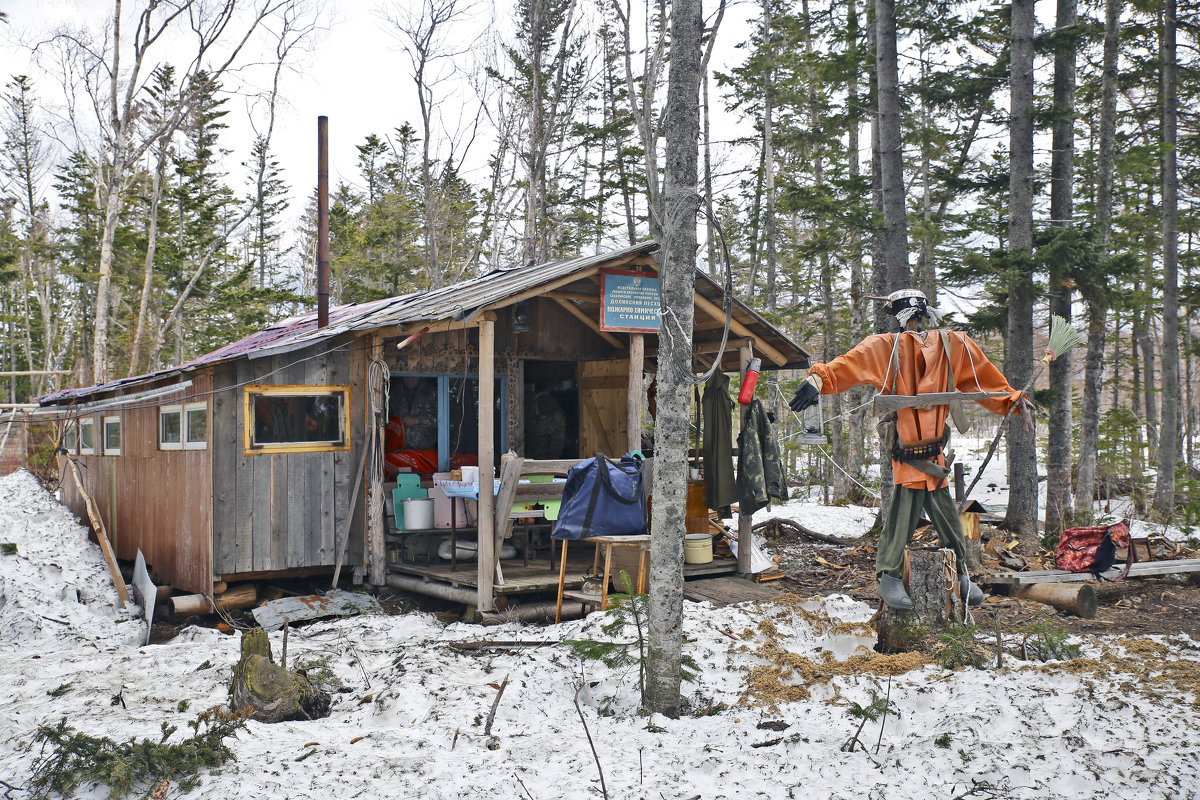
169, 584, 258, 617
1013, 583, 1097, 619
752, 517, 862, 546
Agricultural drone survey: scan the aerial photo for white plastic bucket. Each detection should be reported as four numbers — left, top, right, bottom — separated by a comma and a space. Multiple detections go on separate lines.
684, 533, 713, 565
403, 498, 435, 530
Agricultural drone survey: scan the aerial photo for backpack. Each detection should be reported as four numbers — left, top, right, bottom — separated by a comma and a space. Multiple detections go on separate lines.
1055, 521, 1135, 579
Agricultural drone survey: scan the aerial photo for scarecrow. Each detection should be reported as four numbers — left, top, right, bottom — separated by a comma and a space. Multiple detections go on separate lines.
789, 289, 1033, 610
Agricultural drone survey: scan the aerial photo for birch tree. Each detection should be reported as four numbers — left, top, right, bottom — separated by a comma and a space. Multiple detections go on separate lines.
48, 0, 306, 382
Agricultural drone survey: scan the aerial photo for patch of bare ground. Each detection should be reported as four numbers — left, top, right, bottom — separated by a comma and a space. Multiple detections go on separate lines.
765, 519, 1200, 642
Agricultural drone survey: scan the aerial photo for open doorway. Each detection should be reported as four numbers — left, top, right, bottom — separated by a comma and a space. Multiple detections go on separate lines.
524, 361, 579, 459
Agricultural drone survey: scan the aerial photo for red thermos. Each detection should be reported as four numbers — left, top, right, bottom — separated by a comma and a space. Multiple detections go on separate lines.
738, 357, 761, 405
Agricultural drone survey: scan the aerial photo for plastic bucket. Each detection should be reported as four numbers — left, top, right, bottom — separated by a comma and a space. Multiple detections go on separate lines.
403, 498, 435, 530
684, 533, 713, 564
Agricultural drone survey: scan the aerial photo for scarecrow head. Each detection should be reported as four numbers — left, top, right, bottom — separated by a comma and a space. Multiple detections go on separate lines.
869, 289, 942, 328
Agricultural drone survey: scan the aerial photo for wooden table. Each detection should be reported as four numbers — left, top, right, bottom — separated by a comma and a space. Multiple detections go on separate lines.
555, 535, 650, 622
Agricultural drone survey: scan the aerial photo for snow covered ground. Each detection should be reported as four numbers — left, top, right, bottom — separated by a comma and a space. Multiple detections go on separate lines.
2, 469, 1199, 799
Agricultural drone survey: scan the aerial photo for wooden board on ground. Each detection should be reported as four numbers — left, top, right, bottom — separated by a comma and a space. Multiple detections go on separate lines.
683, 576, 781, 607
983, 558, 1200, 586
251, 589, 382, 631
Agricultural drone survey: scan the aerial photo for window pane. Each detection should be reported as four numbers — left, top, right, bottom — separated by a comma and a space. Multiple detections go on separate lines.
80, 422, 93, 450
251, 393, 343, 445
105, 420, 120, 450
187, 408, 207, 443
161, 411, 182, 445
389, 376, 439, 451
64, 425, 77, 451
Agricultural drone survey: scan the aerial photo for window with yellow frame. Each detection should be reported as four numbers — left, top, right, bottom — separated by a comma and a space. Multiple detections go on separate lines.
244, 385, 351, 454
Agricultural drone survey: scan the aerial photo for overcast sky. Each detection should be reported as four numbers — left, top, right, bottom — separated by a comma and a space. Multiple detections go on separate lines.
0, 0, 758, 240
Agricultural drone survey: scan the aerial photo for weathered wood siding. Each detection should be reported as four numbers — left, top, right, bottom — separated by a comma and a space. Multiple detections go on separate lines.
59, 373, 215, 594
211, 335, 366, 579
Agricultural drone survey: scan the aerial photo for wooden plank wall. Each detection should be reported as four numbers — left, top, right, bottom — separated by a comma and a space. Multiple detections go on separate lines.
59, 372, 215, 594
210, 335, 366, 580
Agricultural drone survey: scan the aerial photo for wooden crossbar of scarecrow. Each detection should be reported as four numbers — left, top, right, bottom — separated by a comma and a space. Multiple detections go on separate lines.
789, 289, 1034, 611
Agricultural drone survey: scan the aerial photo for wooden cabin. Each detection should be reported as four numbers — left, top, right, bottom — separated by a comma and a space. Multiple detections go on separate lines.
41, 242, 808, 611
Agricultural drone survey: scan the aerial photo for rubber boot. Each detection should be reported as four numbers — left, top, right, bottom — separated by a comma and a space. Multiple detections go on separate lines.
959, 568, 984, 607
878, 574, 914, 611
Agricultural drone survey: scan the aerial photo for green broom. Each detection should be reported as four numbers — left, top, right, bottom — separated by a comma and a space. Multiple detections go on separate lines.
959, 315, 1086, 509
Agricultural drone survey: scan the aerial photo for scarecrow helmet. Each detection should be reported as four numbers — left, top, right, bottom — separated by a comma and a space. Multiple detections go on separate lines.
880, 289, 941, 327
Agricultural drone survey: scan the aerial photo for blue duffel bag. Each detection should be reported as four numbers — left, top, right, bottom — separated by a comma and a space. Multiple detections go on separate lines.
551, 453, 647, 540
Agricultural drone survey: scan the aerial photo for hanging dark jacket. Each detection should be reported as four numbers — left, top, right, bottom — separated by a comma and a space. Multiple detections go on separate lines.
701, 371, 737, 512
737, 399, 788, 516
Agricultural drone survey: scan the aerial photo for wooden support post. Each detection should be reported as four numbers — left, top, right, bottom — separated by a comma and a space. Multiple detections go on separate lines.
367, 334, 386, 587
1013, 583, 1098, 619
505, 358, 524, 456
876, 549, 965, 653
737, 342, 753, 576
66, 459, 129, 606
476, 317, 497, 612
627, 333, 645, 455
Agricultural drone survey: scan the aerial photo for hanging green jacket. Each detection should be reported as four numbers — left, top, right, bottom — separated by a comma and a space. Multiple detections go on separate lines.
737, 399, 788, 516
701, 371, 737, 512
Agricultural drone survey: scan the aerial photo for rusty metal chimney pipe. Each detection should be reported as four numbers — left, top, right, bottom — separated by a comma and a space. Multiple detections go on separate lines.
316, 116, 330, 328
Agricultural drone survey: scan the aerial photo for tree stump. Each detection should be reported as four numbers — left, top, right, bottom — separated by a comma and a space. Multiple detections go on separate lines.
876, 548, 966, 653
230, 628, 331, 723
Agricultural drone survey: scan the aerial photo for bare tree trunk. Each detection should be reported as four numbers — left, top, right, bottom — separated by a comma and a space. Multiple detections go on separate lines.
1154, 0, 1180, 515
1046, 0, 1077, 537
1075, 0, 1119, 520
128, 143, 169, 376
845, 0, 868, 500
1137, 302, 1159, 458
646, 0, 701, 719
701, 0, 726, 277
914, 32, 935, 303
611, 0, 666, 239
762, 0, 777, 311
1005, 0, 1039, 550
875, 0, 910, 296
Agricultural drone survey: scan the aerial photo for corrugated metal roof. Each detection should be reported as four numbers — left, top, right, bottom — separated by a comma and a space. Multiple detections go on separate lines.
243, 241, 661, 361
41, 240, 809, 405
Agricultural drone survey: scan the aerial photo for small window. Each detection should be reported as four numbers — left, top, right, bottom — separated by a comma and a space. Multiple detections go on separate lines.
160, 406, 183, 450
62, 421, 78, 453
184, 402, 207, 450
244, 385, 350, 454
103, 416, 121, 456
79, 418, 95, 455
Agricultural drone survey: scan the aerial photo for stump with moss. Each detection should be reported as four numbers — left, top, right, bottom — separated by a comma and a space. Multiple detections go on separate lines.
876, 548, 966, 653
229, 628, 331, 722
